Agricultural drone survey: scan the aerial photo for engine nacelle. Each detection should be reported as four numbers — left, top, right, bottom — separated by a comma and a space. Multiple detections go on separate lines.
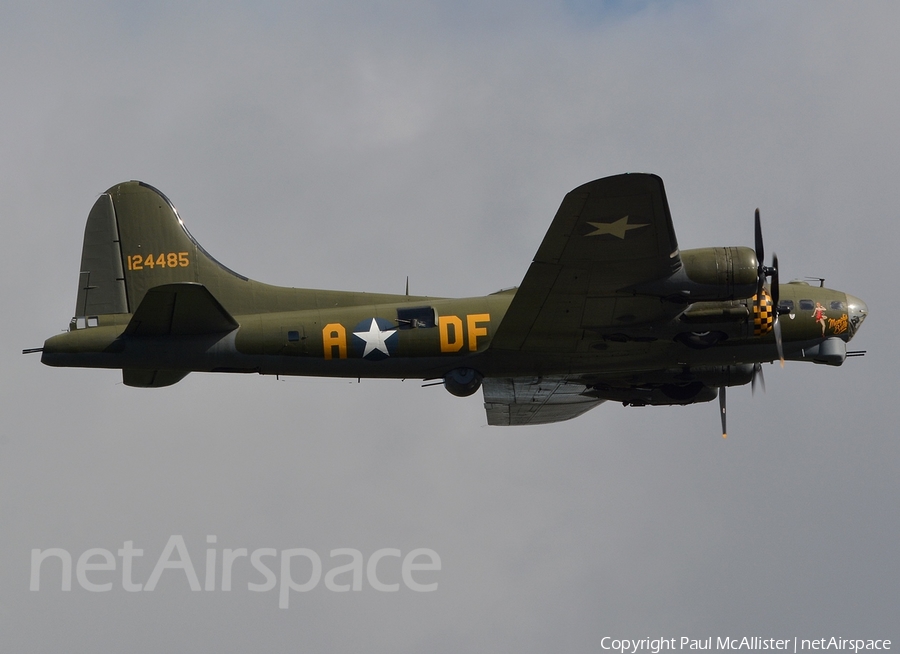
443, 368, 483, 397
632, 246, 759, 302
586, 364, 755, 406
688, 364, 755, 387
587, 382, 718, 406
680, 246, 759, 300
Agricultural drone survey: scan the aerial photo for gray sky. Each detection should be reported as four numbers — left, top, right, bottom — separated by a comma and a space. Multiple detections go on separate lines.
2, 1, 897, 651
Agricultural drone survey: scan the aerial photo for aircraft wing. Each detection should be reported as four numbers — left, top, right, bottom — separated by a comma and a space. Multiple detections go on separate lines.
482, 377, 606, 426
490, 173, 681, 353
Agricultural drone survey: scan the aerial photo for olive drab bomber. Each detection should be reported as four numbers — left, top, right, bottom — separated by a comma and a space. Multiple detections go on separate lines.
32, 174, 867, 433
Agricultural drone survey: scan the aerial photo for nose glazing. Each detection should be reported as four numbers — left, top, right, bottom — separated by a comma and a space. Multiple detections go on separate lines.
846, 294, 868, 337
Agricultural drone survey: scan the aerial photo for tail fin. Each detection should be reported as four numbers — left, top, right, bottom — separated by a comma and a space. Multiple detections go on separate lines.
76, 181, 250, 317
75, 192, 128, 316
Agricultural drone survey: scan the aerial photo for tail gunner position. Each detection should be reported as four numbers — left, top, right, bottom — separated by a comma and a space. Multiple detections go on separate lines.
29, 174, 867, 433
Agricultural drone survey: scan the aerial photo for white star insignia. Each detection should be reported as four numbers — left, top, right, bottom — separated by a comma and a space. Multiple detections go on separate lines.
353, 318, 397, 357
585, 215, 649, 239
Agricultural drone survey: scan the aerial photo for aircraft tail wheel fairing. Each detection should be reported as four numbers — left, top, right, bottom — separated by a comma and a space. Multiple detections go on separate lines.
443, 368, 483, 397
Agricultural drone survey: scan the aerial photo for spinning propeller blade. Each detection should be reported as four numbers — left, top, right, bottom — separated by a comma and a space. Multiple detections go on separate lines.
717, 209, 787, 438
751, 363, 766, 395
754, 210, 784, 366
755, 208, 765, 298
772, 252, 784, 366
719, 386, 727, 439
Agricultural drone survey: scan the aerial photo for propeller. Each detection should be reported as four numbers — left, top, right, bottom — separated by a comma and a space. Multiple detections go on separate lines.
771, 253, 784, 366
719, 210, 783, 439
719, 386, 727, 438
713, 210, 787, 439
751, 363, 766, 395
720, 364, 767, 438
754, 209, 766, 296
754, 209, 784, 367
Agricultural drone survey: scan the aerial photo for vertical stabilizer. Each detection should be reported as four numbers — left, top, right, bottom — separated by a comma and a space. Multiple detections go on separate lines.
75, 193, 128, 316
72, 181, 307, 320
107, 181, 250, 313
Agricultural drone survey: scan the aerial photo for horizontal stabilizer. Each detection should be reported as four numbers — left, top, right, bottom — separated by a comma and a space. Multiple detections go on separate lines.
123, 369, 190, 388
125, 283, 238, 337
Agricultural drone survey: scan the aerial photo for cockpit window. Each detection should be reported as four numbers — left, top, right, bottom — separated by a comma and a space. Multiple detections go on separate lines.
830, 301, 846, 311
778, 299, 794, 312
799, 299, 814, 311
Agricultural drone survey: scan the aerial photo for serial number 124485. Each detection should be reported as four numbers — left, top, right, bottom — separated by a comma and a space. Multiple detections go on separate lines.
127, 252, 190, 270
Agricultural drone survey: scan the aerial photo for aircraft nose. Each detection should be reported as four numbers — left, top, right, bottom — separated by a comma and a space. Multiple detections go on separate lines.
846, 294, 868, 337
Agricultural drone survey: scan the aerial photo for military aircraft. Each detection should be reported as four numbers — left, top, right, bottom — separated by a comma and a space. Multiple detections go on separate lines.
28, 173, 867, 434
